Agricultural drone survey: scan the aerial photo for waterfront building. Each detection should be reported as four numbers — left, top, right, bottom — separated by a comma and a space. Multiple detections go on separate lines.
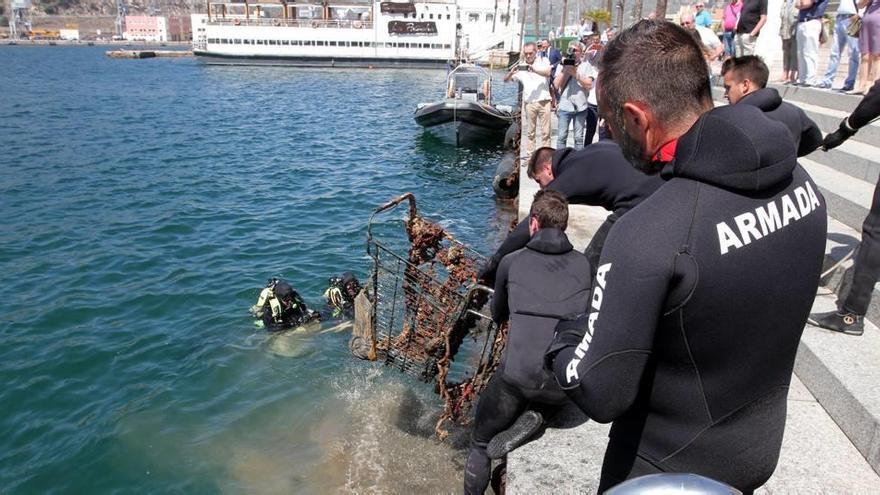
125, 15, 168, 42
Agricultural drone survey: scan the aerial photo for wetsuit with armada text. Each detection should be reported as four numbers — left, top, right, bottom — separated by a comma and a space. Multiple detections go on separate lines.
549, 104, 827, 492
481, 141, 665, 283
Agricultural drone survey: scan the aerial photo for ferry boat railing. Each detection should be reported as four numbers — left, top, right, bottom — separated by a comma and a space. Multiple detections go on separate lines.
209, 18, 374, 29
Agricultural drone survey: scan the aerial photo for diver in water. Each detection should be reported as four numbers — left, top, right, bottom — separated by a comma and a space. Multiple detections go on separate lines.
322, 273, 362, 319
251, 278, 321, 331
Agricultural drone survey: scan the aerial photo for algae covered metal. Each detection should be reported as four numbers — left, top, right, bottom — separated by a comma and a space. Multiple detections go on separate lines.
357, 193, 507, 438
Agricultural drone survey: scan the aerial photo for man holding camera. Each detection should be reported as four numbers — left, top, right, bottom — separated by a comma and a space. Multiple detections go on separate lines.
505, 42, 553, 155
553, 41, 597, 149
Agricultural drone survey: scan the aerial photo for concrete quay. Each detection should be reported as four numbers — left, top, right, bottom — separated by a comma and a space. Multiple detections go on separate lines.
504, 83, 880, 492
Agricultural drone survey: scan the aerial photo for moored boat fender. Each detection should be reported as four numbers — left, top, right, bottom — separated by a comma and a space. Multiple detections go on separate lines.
503, 122, 519, 150
492, 151, 519, 199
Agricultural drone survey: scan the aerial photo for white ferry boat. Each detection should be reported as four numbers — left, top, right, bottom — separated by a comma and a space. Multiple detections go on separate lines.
191, 0, 520, 68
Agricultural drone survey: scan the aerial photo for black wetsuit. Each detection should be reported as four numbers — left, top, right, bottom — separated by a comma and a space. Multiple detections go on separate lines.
849, 79, 880, 129
550, 104, 827, 492
482, 141, 665, 283
838, 79, 880, 315
737, 87, 822, 157
465, 228, 590, 495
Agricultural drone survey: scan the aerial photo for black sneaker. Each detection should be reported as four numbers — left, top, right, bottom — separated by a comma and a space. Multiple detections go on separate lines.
807, 311, 865, 336
486, 410, 544, 460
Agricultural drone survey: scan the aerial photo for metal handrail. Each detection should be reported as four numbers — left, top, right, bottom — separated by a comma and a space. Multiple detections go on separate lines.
209, 18, 374, 29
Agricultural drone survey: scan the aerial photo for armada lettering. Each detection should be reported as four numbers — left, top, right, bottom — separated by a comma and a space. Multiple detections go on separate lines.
717, 183, 821, 255
566, 263, 612, 384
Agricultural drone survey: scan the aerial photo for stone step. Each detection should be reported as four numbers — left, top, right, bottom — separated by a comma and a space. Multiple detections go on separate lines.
794, 98, 880, 149
801, 157, 873, 232
804, 138, 880, 186
769, 82, 864, 114
798, 292, 880, 479
821, 215, 880, 337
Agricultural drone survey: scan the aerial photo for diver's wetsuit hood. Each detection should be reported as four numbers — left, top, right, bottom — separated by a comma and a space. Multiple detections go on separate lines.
526, 227, 573, 254
663, 104, 796, 192
738, 87, 783, 112
550, 147, 577, 178
273, 281, 294, 299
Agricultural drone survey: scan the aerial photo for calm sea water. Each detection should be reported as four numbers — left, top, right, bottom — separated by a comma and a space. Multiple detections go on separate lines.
0, 46, 517, 493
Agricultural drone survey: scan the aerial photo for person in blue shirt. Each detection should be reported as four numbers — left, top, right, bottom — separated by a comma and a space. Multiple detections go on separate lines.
694, 1, 714, 27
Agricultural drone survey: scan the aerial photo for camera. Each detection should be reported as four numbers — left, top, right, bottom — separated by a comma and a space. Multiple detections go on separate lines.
561, 48, 578, 66
517, 63, 530, 71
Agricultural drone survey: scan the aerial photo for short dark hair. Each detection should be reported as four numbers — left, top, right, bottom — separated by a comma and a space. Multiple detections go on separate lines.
529, 189, 569, 231
720, 55, 769, 88
598, 20, 712, 131
526, 147, 555, 179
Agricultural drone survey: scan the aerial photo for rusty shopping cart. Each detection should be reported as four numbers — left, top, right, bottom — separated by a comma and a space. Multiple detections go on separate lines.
363, 193, 507, 438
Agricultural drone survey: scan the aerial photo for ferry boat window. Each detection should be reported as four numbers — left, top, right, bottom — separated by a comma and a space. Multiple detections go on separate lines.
501, 14, 510, 23
429, 13, 433, 19
268, 40, 276, 45
420, 13, 424, 19
468, 12, 480, 22
282, 40, 289, 45
329, 41, 337, 46
317, 40, 325, 46
486, 13, 494, 22
444, 44, 451, 49
447, 14, 451, 19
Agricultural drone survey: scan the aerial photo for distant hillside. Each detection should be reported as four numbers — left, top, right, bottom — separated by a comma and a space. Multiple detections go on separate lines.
25, 0, 195, 17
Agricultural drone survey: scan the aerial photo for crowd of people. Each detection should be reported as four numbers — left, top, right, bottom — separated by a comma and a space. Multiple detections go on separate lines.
504, 31, 610, 152
714, 0, 879, 93
471, 15, 880, 495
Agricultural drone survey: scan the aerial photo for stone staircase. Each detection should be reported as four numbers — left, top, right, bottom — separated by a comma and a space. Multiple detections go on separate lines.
505, 74, 880, 492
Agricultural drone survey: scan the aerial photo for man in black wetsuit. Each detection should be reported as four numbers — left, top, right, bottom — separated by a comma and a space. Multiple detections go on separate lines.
809, 80, 880, 335
545, 20, 827, 493
721, 55, 822, 156
480, 142, 665, 284
465, 190, 591, 495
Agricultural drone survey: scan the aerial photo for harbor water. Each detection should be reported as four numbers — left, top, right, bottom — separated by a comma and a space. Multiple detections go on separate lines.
0, 46, 517, 493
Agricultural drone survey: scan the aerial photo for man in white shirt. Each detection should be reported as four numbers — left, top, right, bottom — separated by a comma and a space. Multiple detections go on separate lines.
681, 13, 724, 59
554, 41, 596, 149
505, 42, 553, 155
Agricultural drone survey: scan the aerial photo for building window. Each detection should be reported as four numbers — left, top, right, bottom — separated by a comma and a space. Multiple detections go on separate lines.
447, 14, 451, 19
486, 13, 494, 22
429, 13, 433, 19
468, 12, 479, 22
